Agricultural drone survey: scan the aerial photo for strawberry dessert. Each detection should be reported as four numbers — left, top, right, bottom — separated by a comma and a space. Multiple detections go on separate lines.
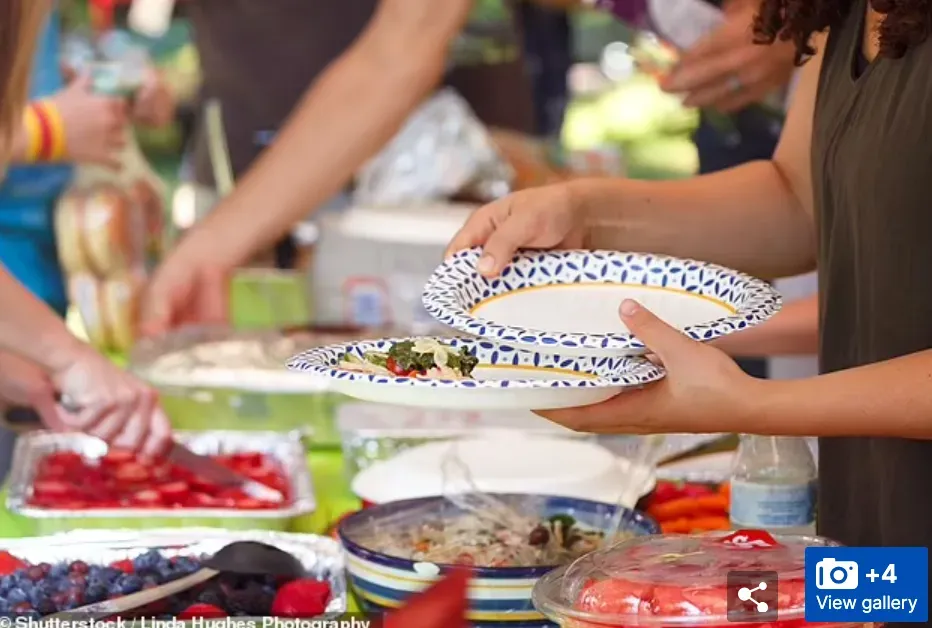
0, 547, 332, 619
27, 449, 290, 510
533, 530, 873, 628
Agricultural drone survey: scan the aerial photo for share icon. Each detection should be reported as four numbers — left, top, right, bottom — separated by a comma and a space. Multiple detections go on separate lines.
737, 582, 770, 613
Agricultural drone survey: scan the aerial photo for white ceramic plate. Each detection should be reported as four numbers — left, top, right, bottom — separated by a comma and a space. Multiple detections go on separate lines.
286, 336, 664, 410
351, 435, 656, 506
423, 249, 782, 356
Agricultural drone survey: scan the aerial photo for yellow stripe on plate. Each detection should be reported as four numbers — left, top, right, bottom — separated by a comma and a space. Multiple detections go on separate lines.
470, 283, 737, 315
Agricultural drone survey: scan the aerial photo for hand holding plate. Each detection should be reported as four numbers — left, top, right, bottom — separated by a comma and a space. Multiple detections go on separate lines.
536, 300, 759, 434
444, 183, 588, 277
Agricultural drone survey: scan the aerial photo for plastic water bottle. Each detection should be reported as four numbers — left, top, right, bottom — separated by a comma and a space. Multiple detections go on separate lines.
729, 435, 817, 535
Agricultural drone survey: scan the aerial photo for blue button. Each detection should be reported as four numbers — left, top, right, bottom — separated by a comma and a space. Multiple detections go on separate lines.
805, 546, 928, 623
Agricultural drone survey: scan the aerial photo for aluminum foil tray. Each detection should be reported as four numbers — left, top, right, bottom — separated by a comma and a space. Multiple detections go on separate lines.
6, 430, 315, 533
0, 528, 347, 618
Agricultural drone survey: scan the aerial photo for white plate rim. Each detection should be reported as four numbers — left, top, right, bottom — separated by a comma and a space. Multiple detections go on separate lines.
285, 336, 665, 390
422, 249, 782, 353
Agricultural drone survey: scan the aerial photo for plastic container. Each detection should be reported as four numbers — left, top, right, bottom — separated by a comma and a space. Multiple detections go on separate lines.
6, 430, 315, 535
310, 203, 476, 333
129, 325, 386, 448
533, 529, 877, 628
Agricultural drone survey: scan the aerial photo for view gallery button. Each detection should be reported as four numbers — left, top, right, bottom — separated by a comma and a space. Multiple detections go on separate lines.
804, 546, 928, 623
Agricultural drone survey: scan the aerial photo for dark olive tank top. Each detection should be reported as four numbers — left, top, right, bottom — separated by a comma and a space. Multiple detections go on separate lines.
813, 0, 932, 558
186, 0, 534, 185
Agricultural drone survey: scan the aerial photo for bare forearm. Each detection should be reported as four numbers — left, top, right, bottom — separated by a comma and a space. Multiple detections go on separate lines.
575, 160, 816, 279
0, 266, 83, 372
713, 295, 819, 357
185, 33, 447, 268
736, 351, 932, 439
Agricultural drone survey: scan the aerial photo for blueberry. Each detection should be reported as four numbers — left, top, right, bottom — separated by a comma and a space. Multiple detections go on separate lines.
133, 550, 162, 571
84, 585, 107, 604
117, 575, 143, 595
7, 587, 28, 604
35, 598, 56, 615
69, 561, 89, 575
173, 556, 199, 574
49, 563, 68, 578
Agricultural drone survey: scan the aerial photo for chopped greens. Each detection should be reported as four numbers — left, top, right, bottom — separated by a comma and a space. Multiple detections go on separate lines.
338, 340, 479, 379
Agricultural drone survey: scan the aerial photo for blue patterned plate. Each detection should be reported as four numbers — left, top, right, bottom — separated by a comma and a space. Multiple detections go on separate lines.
285, 336, 664, 410
423, 249, 782, 356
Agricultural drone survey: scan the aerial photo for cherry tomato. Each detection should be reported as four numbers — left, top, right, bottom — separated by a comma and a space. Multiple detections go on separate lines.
386, 357, 417, 377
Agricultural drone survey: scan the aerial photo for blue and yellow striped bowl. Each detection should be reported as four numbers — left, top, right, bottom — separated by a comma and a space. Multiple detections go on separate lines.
338, 494, 659, 627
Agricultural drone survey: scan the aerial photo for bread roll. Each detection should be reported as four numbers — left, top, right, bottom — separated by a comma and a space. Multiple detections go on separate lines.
102, 271, 145, 353
82, 184, 140, 276
69, 274, 109, 350
55, 190, 90, 275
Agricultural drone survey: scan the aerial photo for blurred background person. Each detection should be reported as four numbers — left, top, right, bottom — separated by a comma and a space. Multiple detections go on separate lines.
141, 0, 589, 333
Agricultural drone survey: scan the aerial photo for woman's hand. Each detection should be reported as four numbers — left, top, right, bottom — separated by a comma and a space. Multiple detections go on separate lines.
445, 182, 588, 277
52, 75, 128, 168
133, 67, 176, 128
537, 300, 760, 433
36, 345, 172, 458
660, 0, 796, 113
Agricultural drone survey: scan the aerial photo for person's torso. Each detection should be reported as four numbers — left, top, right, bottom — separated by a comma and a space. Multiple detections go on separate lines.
188, 0, 534, 183
812, 0, 932, 558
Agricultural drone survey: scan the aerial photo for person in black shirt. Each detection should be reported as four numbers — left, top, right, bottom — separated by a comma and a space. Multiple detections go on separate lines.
448, 0, 932, 558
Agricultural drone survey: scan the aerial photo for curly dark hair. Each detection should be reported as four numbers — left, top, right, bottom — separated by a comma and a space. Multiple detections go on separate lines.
753, 0, 932, 61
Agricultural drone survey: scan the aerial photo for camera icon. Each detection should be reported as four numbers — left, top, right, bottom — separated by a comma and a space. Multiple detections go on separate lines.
815, 558, 859, 590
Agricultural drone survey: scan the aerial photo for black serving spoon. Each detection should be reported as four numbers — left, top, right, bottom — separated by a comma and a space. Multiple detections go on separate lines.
48, 541, 305, 620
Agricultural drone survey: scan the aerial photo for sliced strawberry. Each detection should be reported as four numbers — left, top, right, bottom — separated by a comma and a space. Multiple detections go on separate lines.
185, 492, 218, 508
189, 476, 221, 494
101, 450, 135, 466
0, 550, 27, 576
178, 603, 228, 620
32, 480, 71, 497
111, 559, 134, 573
234, 497, 265, 510
271, 579, 332, 618
131, 489, 162, 506
114, 462, 150, 483
157, 481, 190, 502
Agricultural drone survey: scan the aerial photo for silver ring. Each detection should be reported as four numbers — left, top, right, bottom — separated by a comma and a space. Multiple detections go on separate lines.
727, 75, 744, 93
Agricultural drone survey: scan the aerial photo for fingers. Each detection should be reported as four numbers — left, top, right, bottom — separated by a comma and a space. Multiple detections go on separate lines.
197, 267, 231, 326
445, 205, 500, 260
620, 300, 693, 365
534, 387, 660, 433
479, 206, 535, 277
139, 281, 172, 338
141, 407, 173, 460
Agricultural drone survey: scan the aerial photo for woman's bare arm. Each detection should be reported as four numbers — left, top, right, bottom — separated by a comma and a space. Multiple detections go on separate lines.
713, 295, 819, 357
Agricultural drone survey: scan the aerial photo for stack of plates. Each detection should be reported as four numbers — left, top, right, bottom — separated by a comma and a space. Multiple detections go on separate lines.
287, 249, 781, 411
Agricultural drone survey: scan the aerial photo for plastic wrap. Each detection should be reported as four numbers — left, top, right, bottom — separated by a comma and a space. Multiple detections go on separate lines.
353, 89, 513, 206
532, 530, 871, 628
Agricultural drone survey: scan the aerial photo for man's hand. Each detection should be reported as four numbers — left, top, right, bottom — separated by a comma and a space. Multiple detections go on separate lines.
139, 247, 230, 337
52, 74, 127, 168
134, 67, 176, 128
660, 0, 796, 113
